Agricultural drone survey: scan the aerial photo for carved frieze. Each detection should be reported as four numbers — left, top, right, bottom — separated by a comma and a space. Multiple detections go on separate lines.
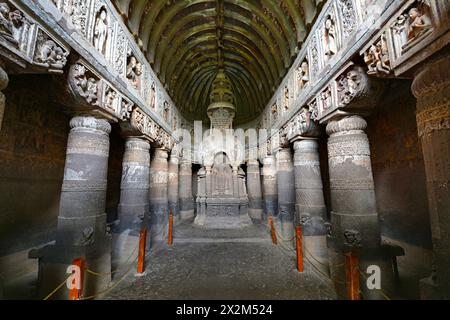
363, 33, 391, 76
68, 60, 135, 121
285, 107, 320, 142
33, 28, 69, 73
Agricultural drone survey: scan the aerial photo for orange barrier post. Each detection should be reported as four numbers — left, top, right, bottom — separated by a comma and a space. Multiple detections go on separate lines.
168, 211, 174, 246
345, 252, 360, 300
69, 258, 85, 300
137, 228, 147, 274
295, 226, 304, 272
269, 216, 277, 245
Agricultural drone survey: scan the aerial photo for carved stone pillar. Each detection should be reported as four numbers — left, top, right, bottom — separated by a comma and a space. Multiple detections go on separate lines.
412, 55, 450, 299
179, 155, 195, 221
262, 155, 278, 221
293, 139, 328, 272
0, 66, 8, 131
276, 147, 296, 246
326, 115, 394, 300
168, 151, 180, 220
32, 116, 112, 299
149, 148, 169, 240
113, 137, 150, 266
247, 159, 263, 221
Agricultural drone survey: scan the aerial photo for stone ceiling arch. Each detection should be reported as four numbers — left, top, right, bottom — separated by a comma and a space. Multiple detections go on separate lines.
112, 0, 324, 124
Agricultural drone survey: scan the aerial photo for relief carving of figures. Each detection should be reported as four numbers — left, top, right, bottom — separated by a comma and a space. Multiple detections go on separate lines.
126, 54, 142, 89
163, 101, 170, 122
132, 108, 145, 132
0, 2, 24, 47
271, 102, 278, 120
34, 31, 69, 71
344, 229, 362, 247
391, 1, 433, 55
149, 82, 156, 109
71, 64, 99, 105
55, 0, 88, 35
391, 13, 409, 52
120, 98, 133, 120
337, 69, 362, 106
320, 86, 332, 111
283, 86, 289, 111
364, 34, 391, 75
309, 99, 319, 121
104, 86, 117, 112
406, 2, 432, 45
296, 60, 309, 92
324, 14, 338, 60
93, 7, 109, 55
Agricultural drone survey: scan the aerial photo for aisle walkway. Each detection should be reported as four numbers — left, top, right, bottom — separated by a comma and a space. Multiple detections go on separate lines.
105, 223, 337, 300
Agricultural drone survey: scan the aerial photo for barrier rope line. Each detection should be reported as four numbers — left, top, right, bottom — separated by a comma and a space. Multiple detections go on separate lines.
42, 274, 72, 301
86, 220, 166, 277
270, 225, 349, 286
266, 221, 295, 242
80, 219, 169, 300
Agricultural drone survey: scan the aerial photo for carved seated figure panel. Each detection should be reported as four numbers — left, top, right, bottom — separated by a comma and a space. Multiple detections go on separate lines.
211, 153, 233, 197
195, 152, 250, 229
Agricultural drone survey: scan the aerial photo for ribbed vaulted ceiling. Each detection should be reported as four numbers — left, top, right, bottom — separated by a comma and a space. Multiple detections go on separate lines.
113, 0, 323, 124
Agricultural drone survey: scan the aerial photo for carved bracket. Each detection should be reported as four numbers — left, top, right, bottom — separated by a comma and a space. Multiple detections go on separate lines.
0, 1, 70, 74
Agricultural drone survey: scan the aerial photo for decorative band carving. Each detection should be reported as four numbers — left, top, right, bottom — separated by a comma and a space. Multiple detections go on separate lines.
416, 104, 450, 137
330, 178, 374, 190
62, 180, 108, 192
328, 136, 370, 157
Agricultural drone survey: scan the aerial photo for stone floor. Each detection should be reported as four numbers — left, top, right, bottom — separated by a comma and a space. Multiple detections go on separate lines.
104, 222, 337, 300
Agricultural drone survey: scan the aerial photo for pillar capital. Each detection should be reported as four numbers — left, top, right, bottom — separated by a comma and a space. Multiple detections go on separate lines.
153, 147, 169, 159
69, 116, 111, 135
325, 115, 367, 136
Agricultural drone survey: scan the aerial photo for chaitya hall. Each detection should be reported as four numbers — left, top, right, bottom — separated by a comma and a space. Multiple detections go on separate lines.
0, 0, 449, 301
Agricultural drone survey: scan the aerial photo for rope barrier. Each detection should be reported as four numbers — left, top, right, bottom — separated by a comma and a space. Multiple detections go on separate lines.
42, 275, 72, 301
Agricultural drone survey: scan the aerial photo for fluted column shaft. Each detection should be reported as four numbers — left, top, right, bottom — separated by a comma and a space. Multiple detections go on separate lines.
326, 115, 394, 300
113, 137, 150, 265
118, 138, 150, 232
276, 148, 295, 243
36, 116, 112, 299
247, 160, 263, 221
168, 153, 180, 218
262, 155, 278, 220
150, 148, 169, 239
293, 139, 328, 271
412, 55, 450, 299
179, 157, 194, 221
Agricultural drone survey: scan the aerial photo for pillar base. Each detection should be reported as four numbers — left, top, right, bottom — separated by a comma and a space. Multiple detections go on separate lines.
29, 239, 111, 300
328, 244, 402, 300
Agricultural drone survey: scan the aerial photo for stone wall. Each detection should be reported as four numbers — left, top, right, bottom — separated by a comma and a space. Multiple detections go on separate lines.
0, 75, 68, 256
367, 80, 432, 248
367, 80, 432, 292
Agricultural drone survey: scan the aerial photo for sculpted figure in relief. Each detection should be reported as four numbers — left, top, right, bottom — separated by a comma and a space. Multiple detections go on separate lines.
36, 40, 68, 69
407, 6, 432, 43
126, 55, 143, 89
0, 3, 23, 46
93, 8, 108, 55
324, 15, 338, 60
297, 61, 309, 91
